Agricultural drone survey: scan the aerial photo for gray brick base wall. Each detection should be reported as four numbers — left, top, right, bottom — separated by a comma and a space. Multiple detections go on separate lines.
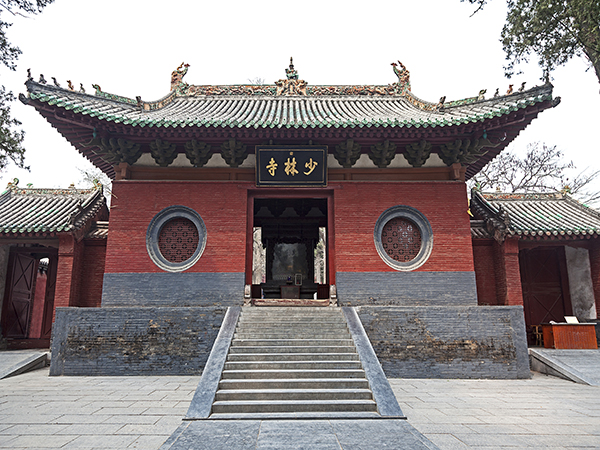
101, 272, 244, 307
50, 307, 227, 376
336, 271, 478, 306
357, 306, 530, 379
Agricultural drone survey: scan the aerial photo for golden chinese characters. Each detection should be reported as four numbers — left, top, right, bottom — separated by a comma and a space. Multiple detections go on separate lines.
266, 158, 278, 176
284, 157, 298, 176
304, 158, 318, 175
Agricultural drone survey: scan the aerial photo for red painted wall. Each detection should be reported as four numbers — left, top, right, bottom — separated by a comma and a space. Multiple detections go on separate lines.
77, 240, 107, 307
333, 181, 474, 272
105, 180, 473, 276
105, 181, 251, 273
28, 270, 46, 338
54, 234, 84, 320
472, 241, 498, 305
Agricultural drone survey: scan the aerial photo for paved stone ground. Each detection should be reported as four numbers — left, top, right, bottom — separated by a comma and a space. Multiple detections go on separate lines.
390, 376, 600, 449
531, 349, 600, 386
0, 368, 199, 449
1, 367, 599, 449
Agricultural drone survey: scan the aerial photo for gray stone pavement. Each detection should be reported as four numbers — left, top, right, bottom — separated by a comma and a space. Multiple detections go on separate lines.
1, 367, 599, 449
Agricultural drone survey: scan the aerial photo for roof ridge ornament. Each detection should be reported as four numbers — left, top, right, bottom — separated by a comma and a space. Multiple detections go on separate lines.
276, 57, 307, 96
286, 57, 298, 80
171, 62, 190, 94
391, 60, 411, 96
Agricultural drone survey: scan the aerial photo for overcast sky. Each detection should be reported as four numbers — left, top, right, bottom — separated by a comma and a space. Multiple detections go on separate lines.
2, 0, 599, 191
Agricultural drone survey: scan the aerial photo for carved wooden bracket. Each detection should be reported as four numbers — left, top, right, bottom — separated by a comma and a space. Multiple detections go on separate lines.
221, 138, 248, 168
369, 140, 397, 168
404, 140, 432, 167
185, 140, 213, 167
83, 136, 142, 166
334, 139, 362, 168
150, 139, 178, 167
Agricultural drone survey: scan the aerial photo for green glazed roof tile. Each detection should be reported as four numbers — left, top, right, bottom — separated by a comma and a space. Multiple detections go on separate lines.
25, 80, 554, 131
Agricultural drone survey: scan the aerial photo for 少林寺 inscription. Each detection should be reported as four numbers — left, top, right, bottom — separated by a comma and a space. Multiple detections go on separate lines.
256, 146, 327, 187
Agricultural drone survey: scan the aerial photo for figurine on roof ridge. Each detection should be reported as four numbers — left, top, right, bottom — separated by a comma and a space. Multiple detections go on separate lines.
391, 60, 411, 95
286, 57, 299, 80
171, 62, 190, 92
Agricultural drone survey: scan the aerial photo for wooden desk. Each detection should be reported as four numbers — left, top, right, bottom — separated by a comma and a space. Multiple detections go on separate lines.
542, 323, 598, 349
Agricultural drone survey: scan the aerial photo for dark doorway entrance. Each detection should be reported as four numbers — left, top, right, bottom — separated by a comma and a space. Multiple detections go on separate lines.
251, 198, 329, 299
519, 246, 573, 345
1, 247, 58, 347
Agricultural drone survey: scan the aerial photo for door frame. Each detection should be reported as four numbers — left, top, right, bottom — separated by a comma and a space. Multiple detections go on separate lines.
245, 189, 335, 287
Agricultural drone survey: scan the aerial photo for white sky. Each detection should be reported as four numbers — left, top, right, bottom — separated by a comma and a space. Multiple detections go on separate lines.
1, 0, 599, 190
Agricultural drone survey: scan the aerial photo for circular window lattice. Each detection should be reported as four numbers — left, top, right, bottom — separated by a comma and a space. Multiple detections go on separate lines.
146, 205, 207, 272
374, 205, 433, 271
381, 217, 422, 262
158, 218, 200, 263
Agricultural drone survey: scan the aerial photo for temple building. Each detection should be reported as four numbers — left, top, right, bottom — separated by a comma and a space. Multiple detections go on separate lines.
470, 190, 600, 345
0, 182, 107, 349
2, 59, 580, 377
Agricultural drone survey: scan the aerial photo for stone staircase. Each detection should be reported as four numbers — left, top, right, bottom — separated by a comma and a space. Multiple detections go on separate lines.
210, 306, 379, 418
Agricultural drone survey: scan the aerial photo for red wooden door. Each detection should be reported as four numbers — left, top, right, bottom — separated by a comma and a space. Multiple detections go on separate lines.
1, 253, 37, 338
519, 247, 572, 343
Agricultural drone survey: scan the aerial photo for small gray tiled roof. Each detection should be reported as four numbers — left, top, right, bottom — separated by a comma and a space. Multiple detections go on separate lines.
0, 184, 106, 236
471, 190, 600, 239
470, 220, 493, 239
24, 81, 553, 130
85, 221, 108, 239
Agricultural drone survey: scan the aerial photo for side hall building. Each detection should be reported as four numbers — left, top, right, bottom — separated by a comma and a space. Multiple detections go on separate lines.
6, 59, 573, 377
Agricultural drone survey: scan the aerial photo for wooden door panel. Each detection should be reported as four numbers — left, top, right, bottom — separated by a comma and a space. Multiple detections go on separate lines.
1, 253, 37, 338
520, 247, 571, 344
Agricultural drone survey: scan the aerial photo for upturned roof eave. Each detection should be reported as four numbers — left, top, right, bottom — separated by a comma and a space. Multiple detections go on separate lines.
471, 190, 600, 240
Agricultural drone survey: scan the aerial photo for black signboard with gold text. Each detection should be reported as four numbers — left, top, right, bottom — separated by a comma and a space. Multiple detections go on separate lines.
256, 146, 327, 187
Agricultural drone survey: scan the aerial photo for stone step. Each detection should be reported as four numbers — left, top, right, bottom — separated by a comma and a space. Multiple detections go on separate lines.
237, 320, 348, 326
235, 325, 349, 332
221, 369, 366, 380
223, 361, 363, 371
234, 333, 349, 340
229, 345, 357, 354
241, 307, 342, 314
231, 339, 354, 347
214, 388, 373, 401
226, 352, 360, 362
218, 378, 371, 390
211, 399, 378, 414
208, 411, 382, 419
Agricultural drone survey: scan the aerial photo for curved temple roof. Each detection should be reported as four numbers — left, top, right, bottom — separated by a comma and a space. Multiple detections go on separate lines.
471, 190, 600, 241
25, 81, 553, 131
21, 61, 558, 180
0, 180, 107, 237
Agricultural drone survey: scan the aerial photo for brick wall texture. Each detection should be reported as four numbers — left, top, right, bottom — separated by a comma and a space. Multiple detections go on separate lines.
77, 240, 106, 308
473, 241, 498, 305
50, 306, 227, 376
357, 305, 530, 379
336, 271, 478, 306
104, 180, 475, 306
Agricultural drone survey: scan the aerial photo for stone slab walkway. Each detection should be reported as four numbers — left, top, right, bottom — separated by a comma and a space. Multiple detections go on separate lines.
530, 349, 600, 386
0, 350, 48, 379
161, 419, 438, 450
1, 367, 599, 449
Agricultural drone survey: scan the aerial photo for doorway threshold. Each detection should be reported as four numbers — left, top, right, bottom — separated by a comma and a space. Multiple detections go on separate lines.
252, 298, 330, 307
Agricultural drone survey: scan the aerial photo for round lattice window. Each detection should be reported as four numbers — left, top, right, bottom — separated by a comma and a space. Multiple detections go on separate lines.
381, 217, 422, 263
374, 206, 433, 271
146, 206, 206, 272
158, 218, 200, 263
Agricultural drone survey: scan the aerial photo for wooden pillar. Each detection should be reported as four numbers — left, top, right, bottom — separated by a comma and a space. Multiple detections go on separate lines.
53, 234, 84, 321
493, 237, 523, 306
589, 238, 600, 319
